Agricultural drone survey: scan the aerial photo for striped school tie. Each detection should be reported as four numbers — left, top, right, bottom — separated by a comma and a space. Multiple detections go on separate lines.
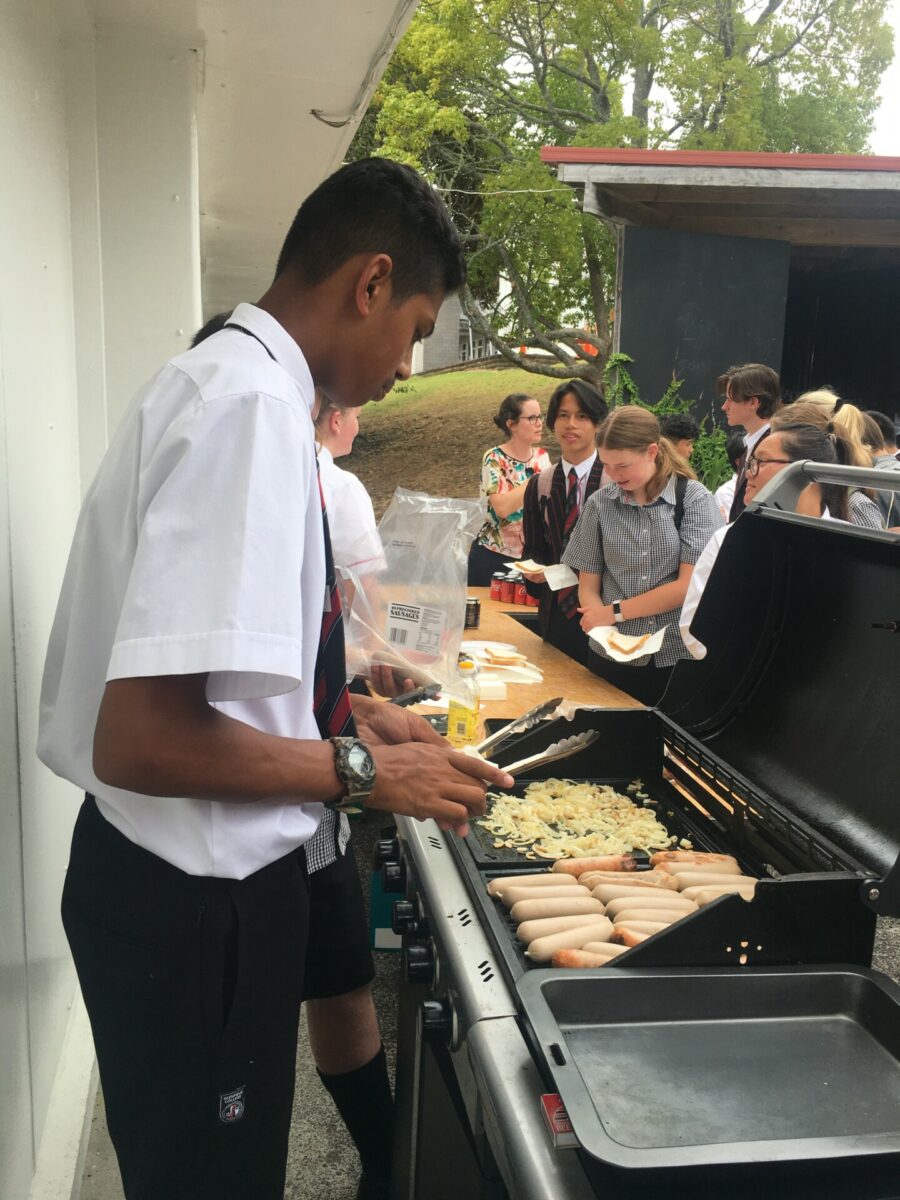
314, 467, 356, 739
558, 467, 580, 618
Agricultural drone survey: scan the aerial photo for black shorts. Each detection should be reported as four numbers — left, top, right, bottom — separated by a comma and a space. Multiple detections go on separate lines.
301, 840, 375, 1001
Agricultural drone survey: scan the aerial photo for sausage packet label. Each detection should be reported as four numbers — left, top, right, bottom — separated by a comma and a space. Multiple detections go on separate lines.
540, 1093, 579, 1148
385, 601, 447, 657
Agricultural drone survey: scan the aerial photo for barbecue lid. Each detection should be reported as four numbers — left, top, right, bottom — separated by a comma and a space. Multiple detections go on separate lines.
664, 503, 900, 881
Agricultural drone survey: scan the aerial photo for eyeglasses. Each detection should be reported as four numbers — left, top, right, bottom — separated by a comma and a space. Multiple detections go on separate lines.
519, 414, 543, 425
747, 455, 792, 477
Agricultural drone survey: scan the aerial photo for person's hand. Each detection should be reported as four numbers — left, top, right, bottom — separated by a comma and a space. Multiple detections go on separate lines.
578, 603, 613, 634
366, 662, 416, 698
521, 568, 546, 584
351, 694, 444, 747
367, 742, 514, 836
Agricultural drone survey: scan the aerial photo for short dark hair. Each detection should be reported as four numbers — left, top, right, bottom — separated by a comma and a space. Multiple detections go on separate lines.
191, 311, 231, 348
546, 380, 608, 430
867, 410, 899, 448
493, 393, 533, 435
274, 158, 466, 301
716, 363, 782, 419
725, 431, 745, 471
659, 413, 700, 443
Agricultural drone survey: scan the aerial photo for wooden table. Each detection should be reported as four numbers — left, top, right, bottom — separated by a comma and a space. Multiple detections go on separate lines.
454, 587, 641, 721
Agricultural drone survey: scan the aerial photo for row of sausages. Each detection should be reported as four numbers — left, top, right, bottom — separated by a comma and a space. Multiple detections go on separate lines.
486, 850, 758, 967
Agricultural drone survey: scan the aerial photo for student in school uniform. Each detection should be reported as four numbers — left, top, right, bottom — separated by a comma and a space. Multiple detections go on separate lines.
562, 407, 722, 705
520, 380, 608, 664
37, 158, 514, 1200
718, 362, 782, 520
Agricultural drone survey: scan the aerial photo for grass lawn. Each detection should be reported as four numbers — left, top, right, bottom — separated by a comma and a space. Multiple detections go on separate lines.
352, 364, 564, 516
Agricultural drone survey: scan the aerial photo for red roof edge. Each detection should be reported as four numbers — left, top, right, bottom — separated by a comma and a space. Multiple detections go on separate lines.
540, 147, 900, 173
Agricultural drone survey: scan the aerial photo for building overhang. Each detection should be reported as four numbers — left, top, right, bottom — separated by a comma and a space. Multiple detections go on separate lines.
540, 147, 900, 250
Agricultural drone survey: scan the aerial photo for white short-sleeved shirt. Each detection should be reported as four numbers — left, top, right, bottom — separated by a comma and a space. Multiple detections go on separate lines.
37, 303, 328, 879
318, 447, 384, 576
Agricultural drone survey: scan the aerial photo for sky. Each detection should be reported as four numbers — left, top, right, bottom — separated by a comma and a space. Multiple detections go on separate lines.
871, 0, 900, 154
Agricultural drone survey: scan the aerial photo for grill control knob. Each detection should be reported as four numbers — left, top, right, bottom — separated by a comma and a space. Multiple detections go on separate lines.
374, 830, 400, 866
381, 859, 407, 894
392, 901, 429, 938
405, 940, 434, 985
420, 998, 455, 1045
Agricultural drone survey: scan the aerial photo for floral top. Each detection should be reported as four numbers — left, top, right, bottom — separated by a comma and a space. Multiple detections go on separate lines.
475, 446, 551, 558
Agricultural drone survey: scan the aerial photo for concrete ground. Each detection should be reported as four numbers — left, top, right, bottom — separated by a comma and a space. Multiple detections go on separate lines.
78, 816, 900, 1200
78, 810, 400, 1200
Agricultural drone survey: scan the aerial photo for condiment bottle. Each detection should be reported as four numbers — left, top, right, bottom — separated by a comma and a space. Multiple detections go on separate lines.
447, 659, 481, 748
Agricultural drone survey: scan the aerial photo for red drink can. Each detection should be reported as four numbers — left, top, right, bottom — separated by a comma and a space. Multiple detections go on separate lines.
500, 575, 515, 603
515, 580, 528, 606
490, 572, 504, 601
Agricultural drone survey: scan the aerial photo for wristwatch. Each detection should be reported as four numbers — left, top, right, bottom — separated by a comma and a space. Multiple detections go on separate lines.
330, 737, 377, 807
612, 600, 625, 625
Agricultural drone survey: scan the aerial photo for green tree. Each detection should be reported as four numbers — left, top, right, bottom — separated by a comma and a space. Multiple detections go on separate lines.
351, 0, 892, 387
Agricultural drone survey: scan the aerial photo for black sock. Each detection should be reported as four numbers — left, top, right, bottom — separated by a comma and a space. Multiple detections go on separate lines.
318, 1045, 394, 1182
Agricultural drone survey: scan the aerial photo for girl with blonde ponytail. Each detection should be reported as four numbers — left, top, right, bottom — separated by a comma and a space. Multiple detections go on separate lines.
562, 407, 722, 704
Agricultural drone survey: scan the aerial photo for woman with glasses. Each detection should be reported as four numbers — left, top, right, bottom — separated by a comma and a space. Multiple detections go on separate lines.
467, 392, 551, 585
680, 422, 885, 659
561, 407, 722, 705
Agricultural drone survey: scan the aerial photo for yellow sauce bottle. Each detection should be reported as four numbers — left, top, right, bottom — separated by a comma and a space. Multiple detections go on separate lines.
447, 659, 481, 748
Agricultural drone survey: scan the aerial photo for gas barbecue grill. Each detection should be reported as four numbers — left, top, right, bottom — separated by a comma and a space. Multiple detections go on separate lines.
385, 471, 900, 1200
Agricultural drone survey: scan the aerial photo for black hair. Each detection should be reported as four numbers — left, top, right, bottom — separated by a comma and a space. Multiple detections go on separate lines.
546, 379, 608, 430
659, 413, 700, 443
866, 410, 899, 448
725, 431, 745, 471
191, 311, 231, 348
274, 158, 465, 301
493, 393, 534, 435
717, 363, 782, 419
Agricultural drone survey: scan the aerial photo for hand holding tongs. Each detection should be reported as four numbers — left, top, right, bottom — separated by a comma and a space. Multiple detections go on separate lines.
472, 695, 564, 757
502, 730, 599, 777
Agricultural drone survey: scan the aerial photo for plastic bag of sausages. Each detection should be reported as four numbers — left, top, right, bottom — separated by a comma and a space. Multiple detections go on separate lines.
342, 487, 485, 692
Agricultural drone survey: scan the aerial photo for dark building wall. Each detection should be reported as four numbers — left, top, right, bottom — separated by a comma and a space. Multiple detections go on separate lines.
616, 226, 791, 414
781, 257, 900, 418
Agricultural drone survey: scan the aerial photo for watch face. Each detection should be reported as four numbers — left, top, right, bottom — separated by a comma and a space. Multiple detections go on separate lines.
347, 742, 373, 774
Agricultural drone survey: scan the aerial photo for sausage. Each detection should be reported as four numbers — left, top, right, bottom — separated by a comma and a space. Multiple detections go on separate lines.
611, 909, 685, 926
526, 919, 615, 962
604, 894, 697, 918
657, 859, 742, 878
551, 855, 638, 876
510, 895, 606, 924
581, 941, 628, 957
688, 883, 757, 905
670, 871, 756, 891
649, 850, 739, 868
552, 947, 626, 968
578, 869, 678, 889
610, 926, 652, 947
516, 913, 609, 944
487, 872, 581, 896
591, 883, 691, 906
499, 884, 589, 909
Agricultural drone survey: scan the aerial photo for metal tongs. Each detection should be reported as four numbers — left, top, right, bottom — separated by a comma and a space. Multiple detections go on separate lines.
472, 695, 563, 757
502, 730, 599, 777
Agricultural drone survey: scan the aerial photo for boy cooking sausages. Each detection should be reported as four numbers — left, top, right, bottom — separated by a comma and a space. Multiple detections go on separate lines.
37, 158, 513, 1200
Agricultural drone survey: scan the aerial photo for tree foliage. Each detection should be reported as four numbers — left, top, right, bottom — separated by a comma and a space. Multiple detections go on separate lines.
350, 0, 893, 387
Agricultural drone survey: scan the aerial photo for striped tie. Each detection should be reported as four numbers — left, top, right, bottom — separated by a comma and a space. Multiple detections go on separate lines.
558, 467, 580, 618
314, 467, 356, 739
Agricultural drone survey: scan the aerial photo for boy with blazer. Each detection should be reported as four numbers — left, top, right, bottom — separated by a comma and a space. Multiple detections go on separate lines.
521, 380, 608, 664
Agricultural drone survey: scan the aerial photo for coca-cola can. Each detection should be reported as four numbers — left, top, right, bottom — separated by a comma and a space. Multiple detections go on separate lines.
515, 580, 528, 606
490, 572, 504, 601
500, 574, 515, 604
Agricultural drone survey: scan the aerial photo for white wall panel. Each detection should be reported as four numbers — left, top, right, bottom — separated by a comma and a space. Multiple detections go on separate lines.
0, 4, 88, 1194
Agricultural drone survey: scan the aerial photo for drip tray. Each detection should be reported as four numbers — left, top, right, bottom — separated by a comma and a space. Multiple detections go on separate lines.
518, 966, 900, 1171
